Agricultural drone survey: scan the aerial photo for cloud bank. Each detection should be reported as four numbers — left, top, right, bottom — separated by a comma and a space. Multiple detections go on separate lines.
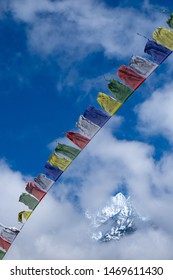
137, 82, 173, 143
1, 118, 173, 260
2, 0, 167, 60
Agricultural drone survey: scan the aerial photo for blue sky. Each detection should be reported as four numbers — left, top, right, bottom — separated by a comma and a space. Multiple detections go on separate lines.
1, 0, 173, 259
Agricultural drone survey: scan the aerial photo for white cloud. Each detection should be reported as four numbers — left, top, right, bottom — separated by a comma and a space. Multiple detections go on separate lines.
0, 160, 30, 228
136, 82, 173, 143
2, 118, 173, 260
4, 0, 168, 60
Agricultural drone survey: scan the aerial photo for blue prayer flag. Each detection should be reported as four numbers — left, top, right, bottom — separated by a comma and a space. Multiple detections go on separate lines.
45, 162, 63, 181
144, 40, 172, 64
83, 105, 111, 127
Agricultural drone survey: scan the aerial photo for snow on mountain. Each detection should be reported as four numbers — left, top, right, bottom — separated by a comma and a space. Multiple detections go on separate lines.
86, 192, 150, 242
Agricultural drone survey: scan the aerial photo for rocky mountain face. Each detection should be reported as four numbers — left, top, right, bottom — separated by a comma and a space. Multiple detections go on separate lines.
86, 192, 149, 242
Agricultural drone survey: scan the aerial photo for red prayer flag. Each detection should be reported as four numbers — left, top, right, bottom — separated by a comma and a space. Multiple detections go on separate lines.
66, 132, 90, 149
117, 65, 146, 90
25, 182, 46, 201
0, 236, 11, 251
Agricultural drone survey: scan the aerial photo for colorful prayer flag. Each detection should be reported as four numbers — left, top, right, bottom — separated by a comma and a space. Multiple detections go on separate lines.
152, 27, 173, 51
18, 211, 32, 223
45, 162, 63, 181
117, 65, 145, 90
0, 236, 11, 252
0, 249, 6, 260
108, 79, 133, 103
167, 13, 173, 29
34, 174, 54, 190
66, 132, 90, 149
144, 39, 172, 64
76, 115, 100, 138
129, 55, 158, 77
55, 143, 80, 160
48, 153, 71, 171
83, 105, 111, 127
97, 92, 122, 115
0, 224, 20, 243
19, 193, 39, 210
25, 182, 46, 201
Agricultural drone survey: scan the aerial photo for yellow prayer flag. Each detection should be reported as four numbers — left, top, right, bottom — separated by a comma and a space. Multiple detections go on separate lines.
48, 153, 72, 171
152, 27, 173, 50
97, 92, 122, 115
18, 211, 32, 223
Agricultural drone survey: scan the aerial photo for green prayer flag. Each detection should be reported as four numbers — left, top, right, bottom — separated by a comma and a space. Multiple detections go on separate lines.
55, 143, 80, 160
167, 13, 173, 29
19, 193, 39, 210
107, 79, 133, 103
0, 249, 6, 260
